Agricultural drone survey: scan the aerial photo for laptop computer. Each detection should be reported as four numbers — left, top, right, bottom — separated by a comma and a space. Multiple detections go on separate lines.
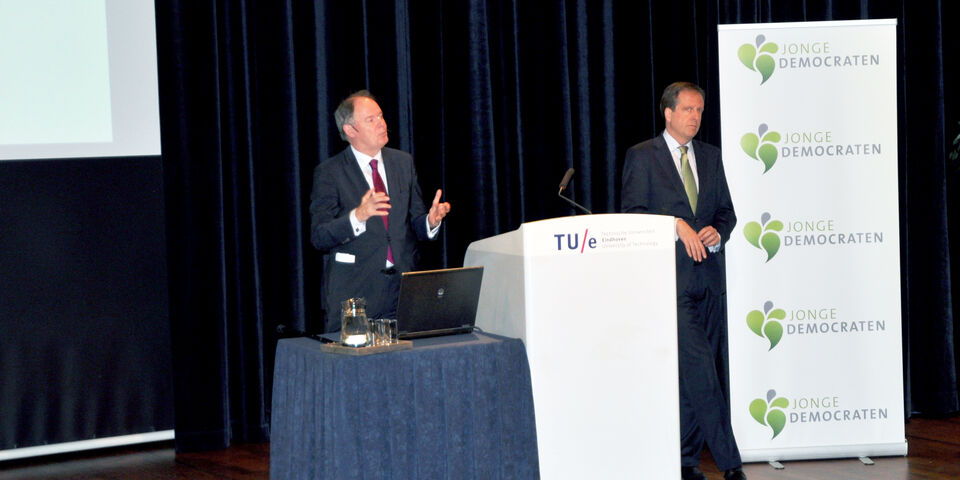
396, 266, 484, 339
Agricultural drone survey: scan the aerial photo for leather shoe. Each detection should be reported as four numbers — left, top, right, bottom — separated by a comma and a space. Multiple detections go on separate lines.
681, 466, 707, 480
724, 467, 747, 480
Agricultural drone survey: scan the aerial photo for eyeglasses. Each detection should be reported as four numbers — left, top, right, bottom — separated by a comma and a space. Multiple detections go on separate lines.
351, 113, 384, 127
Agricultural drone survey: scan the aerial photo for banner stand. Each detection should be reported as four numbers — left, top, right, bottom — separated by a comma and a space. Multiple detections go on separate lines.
717, 19, 906, 462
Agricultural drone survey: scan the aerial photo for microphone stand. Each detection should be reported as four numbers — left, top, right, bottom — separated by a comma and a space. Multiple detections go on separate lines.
558, 187, 593, 215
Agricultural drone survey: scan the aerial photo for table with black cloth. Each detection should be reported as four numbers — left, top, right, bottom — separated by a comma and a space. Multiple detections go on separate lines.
270, 332, 540, 480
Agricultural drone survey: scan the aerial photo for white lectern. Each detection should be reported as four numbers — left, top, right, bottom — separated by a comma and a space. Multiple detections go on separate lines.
463, 213, 680, 479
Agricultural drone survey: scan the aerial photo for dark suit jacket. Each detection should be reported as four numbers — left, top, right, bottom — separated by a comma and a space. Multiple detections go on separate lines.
621, 135, 736, 292
310, 146, 432, 328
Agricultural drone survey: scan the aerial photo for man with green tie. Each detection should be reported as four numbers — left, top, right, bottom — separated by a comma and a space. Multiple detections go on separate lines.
621, 82, 745, 480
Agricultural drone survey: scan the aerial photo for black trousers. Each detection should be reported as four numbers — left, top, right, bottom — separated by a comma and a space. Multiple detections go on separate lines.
677, 268, 742, 471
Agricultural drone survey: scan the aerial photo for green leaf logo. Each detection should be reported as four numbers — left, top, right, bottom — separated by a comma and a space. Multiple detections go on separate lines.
738, 44, 757, 71
750, 389, 789, 439
738, 34, 778, 84
743, 212, 783, 262
740, 123, 781, 173
746, 300, 786, 350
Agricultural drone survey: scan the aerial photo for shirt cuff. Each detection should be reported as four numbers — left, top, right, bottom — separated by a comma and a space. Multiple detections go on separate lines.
349, 209, 366, 237
426, 217, 441, 238
675, 218, 722, 252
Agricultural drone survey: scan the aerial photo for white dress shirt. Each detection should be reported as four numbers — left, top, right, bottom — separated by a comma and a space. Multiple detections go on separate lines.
347, 146, 440, 251
662, 130, 699, 190
661, 131, 720, 253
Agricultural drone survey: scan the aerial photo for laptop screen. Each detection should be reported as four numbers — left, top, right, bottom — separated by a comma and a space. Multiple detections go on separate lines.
396, 266, 484, 339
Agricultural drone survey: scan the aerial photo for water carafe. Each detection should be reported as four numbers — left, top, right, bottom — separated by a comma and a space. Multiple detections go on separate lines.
340, 297, 371, 347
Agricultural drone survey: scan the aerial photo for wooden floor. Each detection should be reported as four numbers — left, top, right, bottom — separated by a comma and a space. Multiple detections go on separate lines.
1, 416, 957, 479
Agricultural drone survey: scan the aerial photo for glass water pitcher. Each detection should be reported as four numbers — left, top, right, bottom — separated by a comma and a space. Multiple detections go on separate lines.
340, 297, 371, 347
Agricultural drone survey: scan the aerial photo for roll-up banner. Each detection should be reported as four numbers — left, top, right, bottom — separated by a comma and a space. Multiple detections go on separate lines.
718, 19, 906, 462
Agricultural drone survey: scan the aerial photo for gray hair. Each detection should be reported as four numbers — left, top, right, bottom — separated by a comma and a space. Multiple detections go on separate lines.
660, 82, 705, 118
334, 90, 377, 141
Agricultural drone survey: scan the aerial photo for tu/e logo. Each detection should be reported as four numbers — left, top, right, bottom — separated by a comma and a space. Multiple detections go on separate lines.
747, 300, 785, 350
750, 389, 788, 439
554, 229, 596, 252
738, 34, 778, 84
741, 123, 781, 173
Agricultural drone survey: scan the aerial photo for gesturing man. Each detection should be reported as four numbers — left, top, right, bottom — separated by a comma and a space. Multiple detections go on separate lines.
621, 82, 745, 480
310, 90, 450, 332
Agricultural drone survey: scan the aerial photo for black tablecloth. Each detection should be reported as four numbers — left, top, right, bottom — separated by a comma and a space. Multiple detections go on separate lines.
270, 333, 539, 479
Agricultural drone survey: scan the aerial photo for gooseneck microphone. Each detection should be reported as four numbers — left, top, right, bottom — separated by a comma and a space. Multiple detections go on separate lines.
558, 168, 575, 192
276, 324, 307, 338
557, 168, 593, 215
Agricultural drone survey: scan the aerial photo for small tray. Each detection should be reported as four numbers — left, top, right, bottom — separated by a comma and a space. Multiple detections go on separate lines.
320, 340, 413, 356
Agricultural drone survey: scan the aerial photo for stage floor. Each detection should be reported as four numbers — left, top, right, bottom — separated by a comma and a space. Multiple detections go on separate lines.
0, 416, 957, 479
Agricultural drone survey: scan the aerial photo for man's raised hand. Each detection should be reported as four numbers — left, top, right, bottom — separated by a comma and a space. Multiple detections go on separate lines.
355, 189, 390, 222
428, 189, 451, 228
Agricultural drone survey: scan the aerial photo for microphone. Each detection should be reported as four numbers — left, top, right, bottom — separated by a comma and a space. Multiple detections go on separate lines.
559, 168, 575, 192
556, 168, 593, 215
277, 323, 338, 344
276, 324, 307, 338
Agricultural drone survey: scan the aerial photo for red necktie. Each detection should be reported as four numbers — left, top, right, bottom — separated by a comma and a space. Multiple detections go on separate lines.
369, 159, 394, 264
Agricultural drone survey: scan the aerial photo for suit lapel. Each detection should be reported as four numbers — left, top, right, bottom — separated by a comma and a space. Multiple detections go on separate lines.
691, 139, 714, 202
340, 148, 370, 197
653, 136, 693, 212
380, 148, 401, 197
379, 148, 404, 236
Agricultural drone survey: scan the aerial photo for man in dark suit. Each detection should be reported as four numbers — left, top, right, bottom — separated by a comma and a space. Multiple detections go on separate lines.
310, 90, 450, 332
621, 82, 745, 480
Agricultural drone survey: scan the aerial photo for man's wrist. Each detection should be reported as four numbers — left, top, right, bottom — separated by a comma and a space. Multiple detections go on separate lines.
353, 208, 368, 223
426, 217, 441, 237
349, 209, 367, 236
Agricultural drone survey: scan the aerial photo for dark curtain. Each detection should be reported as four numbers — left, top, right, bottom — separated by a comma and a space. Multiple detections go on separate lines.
154, 0, 958, 450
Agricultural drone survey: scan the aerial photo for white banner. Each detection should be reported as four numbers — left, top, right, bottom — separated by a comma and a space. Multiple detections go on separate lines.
717, 19, 906, 462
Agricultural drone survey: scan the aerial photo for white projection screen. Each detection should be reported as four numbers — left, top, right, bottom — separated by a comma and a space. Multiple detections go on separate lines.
0, 0, 160, 161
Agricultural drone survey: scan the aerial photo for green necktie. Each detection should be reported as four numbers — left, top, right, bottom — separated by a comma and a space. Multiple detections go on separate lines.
680, 145, 698, 213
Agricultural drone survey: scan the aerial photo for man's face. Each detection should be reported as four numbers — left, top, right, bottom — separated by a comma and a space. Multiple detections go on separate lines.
664, 89, 704, 145
345, 97, 388, 155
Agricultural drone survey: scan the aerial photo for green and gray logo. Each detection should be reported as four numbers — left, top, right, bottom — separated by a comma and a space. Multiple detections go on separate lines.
741, 123, 781, 173
747, 300, 785, 350
738, 34, 778, 84
744, 212, 783, 262
750, 389, 788, 439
